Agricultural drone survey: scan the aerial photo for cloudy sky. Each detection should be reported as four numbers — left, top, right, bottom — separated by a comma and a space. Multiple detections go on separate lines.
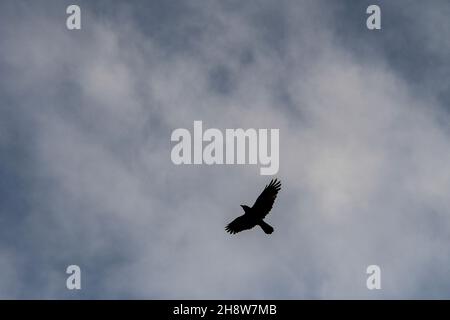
0, 0, 449, 299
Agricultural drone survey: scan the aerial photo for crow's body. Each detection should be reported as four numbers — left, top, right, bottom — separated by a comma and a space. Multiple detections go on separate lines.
225, 179, 281, 235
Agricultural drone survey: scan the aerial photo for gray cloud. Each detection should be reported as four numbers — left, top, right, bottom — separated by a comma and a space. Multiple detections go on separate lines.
0, 0, 449, 298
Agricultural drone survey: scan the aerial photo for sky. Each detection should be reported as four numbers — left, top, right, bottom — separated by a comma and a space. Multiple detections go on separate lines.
0, 0, 449, 299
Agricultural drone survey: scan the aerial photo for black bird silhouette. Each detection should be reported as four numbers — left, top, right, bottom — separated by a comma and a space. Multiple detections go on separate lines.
225, 179, 281, 235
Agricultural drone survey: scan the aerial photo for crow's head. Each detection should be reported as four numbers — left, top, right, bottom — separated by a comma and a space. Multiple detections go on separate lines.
240, 205, 251, 213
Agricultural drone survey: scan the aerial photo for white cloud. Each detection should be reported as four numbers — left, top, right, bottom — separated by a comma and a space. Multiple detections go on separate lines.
0, 0, 449, 298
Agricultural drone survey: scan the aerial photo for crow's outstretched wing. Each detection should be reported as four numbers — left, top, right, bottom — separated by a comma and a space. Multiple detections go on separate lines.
225, 215, 254, 234
251, 179, 281, 219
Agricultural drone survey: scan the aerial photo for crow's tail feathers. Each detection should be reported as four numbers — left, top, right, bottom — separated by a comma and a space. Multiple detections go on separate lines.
258, 221, 274, 234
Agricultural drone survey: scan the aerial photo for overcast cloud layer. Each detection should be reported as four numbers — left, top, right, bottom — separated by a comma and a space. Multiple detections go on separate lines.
0, 0, 450, 298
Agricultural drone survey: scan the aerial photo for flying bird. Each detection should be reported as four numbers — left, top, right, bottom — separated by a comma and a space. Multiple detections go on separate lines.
225, 179, 281, 235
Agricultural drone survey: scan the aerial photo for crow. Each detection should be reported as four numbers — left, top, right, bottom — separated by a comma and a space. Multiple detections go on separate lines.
225, 179, 281, 235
